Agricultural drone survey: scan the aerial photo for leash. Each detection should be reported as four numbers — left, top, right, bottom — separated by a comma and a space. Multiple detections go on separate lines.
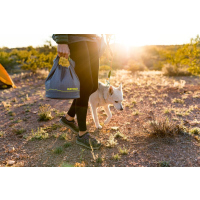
105, 34, 116, 86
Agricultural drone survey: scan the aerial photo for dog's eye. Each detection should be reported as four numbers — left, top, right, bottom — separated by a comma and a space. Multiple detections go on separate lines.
115, 101, 118, 103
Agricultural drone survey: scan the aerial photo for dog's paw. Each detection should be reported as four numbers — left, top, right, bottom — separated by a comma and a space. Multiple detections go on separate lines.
104, 119, 110, 125
97, 125, 102, 129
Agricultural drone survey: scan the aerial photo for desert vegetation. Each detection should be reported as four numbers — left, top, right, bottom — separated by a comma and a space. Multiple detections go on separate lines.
1, 35, 200, 75
0, 40, 57, 73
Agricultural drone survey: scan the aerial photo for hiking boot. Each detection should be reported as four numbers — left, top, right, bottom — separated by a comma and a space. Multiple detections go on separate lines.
59, 116, 79, 134
76, 132, 101, 150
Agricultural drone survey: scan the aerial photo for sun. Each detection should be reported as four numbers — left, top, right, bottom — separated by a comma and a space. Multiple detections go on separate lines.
115, 34, 145, 47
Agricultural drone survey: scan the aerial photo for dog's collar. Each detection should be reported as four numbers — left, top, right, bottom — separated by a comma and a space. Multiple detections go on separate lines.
98, 87, 107, 103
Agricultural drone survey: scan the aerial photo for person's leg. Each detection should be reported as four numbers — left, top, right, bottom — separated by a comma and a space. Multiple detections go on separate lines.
66, 99, 76, 120
68, 41, 101, 150
87, 41, 100, 95
66, 41, 99, 118
68, 41, 94, 134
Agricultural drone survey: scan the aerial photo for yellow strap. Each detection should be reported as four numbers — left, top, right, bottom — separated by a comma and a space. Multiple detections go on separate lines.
46, 89, 80, 93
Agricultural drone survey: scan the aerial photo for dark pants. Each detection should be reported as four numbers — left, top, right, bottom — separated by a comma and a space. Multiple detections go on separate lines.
67, 41, 99, 131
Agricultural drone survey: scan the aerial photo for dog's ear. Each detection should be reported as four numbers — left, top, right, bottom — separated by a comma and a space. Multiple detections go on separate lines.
109, 86, 114, 95
118, 83, 122, 91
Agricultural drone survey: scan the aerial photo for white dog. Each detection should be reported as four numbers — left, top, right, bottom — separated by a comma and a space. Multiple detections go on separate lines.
89, 82, 123, 129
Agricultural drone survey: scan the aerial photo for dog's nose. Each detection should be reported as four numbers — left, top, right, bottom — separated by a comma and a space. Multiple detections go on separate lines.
120, 107, 123, 111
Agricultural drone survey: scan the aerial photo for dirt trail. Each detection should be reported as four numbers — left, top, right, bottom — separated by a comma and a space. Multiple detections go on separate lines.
0, 70, 200, 167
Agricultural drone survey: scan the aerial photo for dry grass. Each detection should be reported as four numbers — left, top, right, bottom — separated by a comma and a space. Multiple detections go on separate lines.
53, 147, 63, 154
38, 104, 53, 121
106, 134, 118, 148
14, 128, 26, 135
189, 127, 200, 135
114, 131, 128, 141
112, 153, 121, 160
143, 115, 186, 137
172, 98, 184, 104
30, 128, 49, 140
162, 64, 191, 76
119, 145, 129, 155
0, 131, 5, 137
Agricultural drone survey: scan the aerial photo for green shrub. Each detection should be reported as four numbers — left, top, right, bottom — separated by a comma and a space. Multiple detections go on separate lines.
30, 128, 48, 140
63, 142, 72, 148
96, 157, 104, 163
53, 147, 63, 154
143, 116, 186, 137
188, 65, 200, 75
127, 59, 147, 73
162, 64, 191, 76
163, 35, 200, 75
189, 127, 200, 135
106, 134, 118, 148
44, 124, 61, 132
59, 133, 67, 140
0, 41, 58, 72
14, 50, 32, 61
114, 131, 128, 141
0, 51, 16, 70
172, 98, 184, 104
14, 128, 25, 135
38, 104, 53, 121
112, 153, 121, 160
159, 161, 170, 167
0, 131, 5, 137
119, 146, 129, 155
21, 52, 56, 72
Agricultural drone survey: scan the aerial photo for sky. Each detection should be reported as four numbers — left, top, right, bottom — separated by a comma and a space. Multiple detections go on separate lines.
0, 0, 200, 48
0, 33, 198, 48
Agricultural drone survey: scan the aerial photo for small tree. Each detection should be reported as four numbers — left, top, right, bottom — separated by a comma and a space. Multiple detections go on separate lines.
187, 35, 200, 74
0, 51, 16, 70
165, 35, 200, 75
21, 52, 56, 72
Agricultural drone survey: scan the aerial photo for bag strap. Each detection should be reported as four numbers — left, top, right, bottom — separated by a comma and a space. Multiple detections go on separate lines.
105, 35, 116, 86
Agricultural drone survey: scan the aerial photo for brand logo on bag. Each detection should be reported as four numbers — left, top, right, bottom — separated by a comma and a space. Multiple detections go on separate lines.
67, 88, 79, 91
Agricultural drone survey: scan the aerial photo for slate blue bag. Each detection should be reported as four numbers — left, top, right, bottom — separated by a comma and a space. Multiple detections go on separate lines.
45, 56, 80, 99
